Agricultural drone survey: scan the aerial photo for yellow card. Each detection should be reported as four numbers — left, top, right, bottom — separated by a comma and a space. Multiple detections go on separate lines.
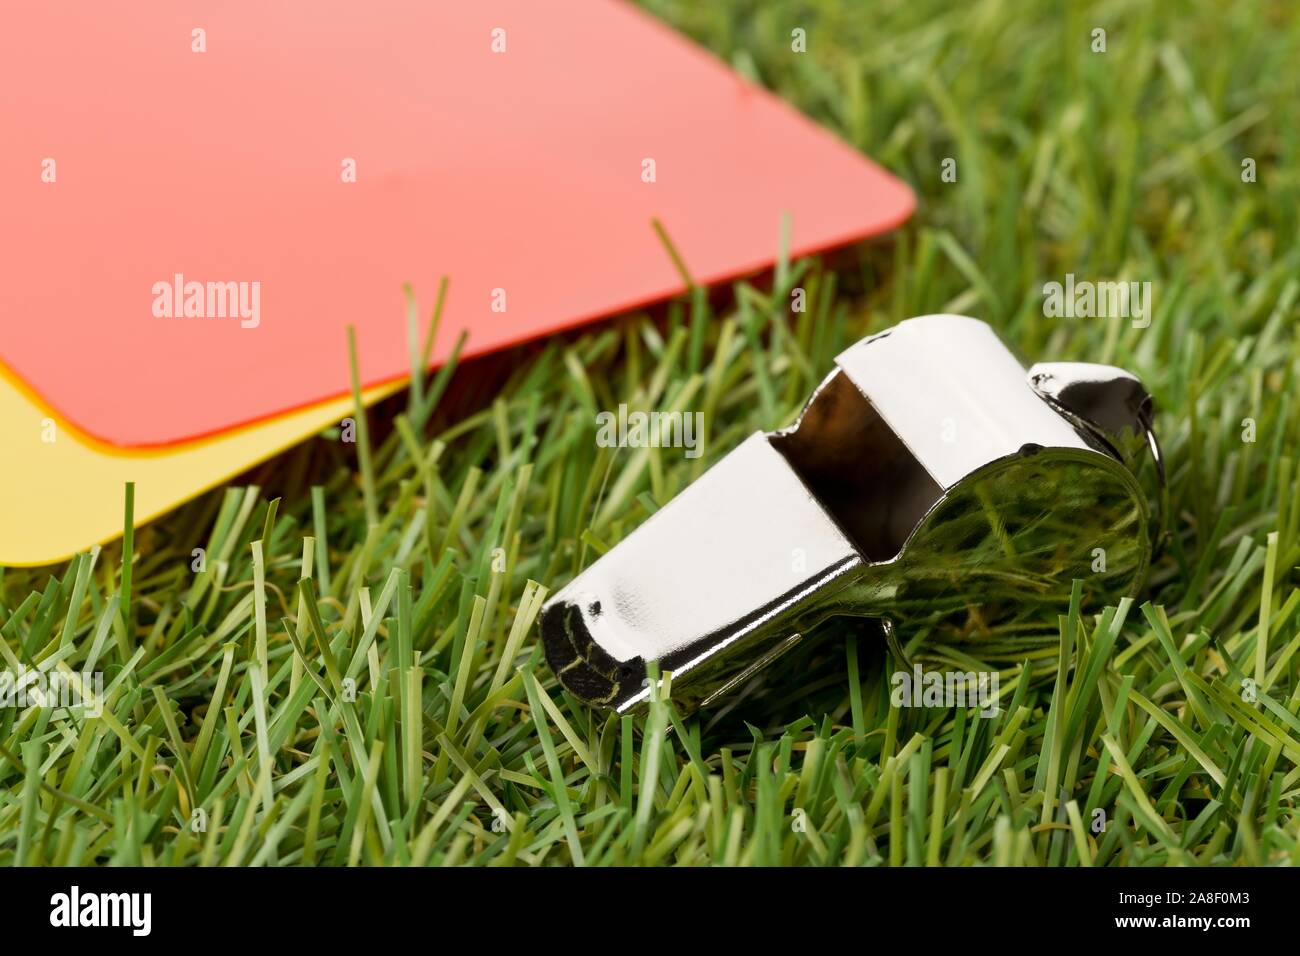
0, 365, 401, 567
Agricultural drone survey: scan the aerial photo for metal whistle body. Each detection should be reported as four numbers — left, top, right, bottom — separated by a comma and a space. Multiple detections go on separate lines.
541, 315, 1161, 714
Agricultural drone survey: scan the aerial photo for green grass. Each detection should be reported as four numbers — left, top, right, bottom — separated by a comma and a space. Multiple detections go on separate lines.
2, 0, 1300, 865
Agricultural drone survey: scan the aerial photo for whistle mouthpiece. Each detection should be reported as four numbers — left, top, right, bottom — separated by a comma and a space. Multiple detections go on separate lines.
541, 315, 1161, 714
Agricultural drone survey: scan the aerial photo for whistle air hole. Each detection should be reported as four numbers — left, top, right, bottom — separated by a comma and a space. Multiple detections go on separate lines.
771, 370, 942, 562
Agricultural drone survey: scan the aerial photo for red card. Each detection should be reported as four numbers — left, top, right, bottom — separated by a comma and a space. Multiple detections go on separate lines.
1, 0, 913, 447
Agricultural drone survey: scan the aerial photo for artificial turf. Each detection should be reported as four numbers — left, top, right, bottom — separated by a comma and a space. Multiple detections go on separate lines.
2, 0, 1299, 865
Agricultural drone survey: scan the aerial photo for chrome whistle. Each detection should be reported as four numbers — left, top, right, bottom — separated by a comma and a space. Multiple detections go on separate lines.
541, 315, 1163, 715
